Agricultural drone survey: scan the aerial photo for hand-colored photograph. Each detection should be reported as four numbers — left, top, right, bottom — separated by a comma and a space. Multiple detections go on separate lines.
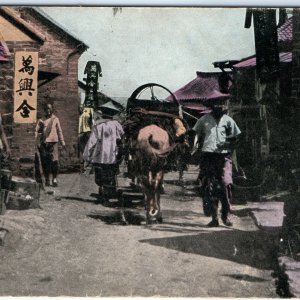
0, 6, 299, 297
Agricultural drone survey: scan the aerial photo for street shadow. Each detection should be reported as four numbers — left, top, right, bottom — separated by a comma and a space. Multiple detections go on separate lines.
168, 190, 198, 200
232, 207, 278, 219
164, 179, 184, 185
87, 209, 145, 225
164, 221, 210, 228
222, 273, 269, 282
87, 208, 202, 228
164, 179, 198, 186
184, 180, 199, 186
231, 208, 255, 218
90, 191, 144, 208
144, 225, 203, 234
61, 196, 96, 203
162, 209, 200, 218
100, 199, 144, 209
143, 209, 211, 233
139, 229, 278, 270
146, 224, 209, 234
63, 194, 124, 206
90, 193, 98, 199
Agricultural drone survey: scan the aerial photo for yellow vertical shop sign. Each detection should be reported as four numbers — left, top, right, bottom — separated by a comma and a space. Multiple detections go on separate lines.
13, 51, 38, 123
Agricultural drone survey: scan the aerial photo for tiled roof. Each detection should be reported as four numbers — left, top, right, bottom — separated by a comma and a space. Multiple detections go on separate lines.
167, 72, 230, 101
233, 16, 293, 69
233, 52, 292, 69
0, 7, 88, 48
278, 17, 292, 43
0, 7, 46, 42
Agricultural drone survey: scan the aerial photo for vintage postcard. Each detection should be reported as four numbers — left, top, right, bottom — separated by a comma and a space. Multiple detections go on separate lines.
0, 5, 299, 298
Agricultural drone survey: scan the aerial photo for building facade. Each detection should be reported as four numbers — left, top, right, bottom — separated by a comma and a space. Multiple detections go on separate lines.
0, 7, 88, 175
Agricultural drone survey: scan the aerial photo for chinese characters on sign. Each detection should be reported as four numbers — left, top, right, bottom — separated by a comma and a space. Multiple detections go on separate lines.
83, 61, 102, 108
14, 51, 38, 123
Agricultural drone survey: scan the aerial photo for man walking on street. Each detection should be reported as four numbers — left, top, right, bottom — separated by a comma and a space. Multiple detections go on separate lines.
78, 105, 94, 172
83, 106, 124, 204
35, 102, 66, 187
192, 97, 241, 227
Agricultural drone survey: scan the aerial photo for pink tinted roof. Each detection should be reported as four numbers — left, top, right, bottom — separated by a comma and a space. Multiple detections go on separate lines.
167, 72, 230, 101
182, 103, 211, 116
278, 17, 292, 43
234, 52, 292, 69
182, 102, 211, 117
183, 103, 208, 111
234, 17, 292, 70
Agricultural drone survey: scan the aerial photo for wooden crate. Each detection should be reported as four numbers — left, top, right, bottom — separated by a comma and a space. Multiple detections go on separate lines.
6, 176, 40, 210
6, 191, 38, 210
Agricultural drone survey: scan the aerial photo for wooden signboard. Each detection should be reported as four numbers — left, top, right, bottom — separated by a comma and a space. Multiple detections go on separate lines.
13, 51, 38, 123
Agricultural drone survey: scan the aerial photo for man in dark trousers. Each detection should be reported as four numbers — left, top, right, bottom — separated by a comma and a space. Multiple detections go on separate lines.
83, 105, 124, 203
35, 102, 66, 187
193, 97, 241, 227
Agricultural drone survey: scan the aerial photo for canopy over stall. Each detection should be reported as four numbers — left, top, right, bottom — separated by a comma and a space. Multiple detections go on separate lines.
167, 72, 231, 125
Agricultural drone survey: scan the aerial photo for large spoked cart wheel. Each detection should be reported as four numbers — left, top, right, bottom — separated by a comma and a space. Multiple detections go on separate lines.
124, 82, 181, 178
118, 83, 183, 209
126, 83, 179, 115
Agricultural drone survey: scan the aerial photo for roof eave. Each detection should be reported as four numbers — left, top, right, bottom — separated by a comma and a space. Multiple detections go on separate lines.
0, 7, 46, 43
30, 7, 89, 50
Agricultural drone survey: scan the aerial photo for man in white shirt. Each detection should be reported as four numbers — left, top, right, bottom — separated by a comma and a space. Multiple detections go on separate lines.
193, 97, 241, 227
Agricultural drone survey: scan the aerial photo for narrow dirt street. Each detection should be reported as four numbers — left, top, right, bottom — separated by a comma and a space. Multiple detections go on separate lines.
0, 166, 279, 297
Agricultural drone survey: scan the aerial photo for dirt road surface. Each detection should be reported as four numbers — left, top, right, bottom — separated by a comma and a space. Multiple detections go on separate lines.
0, 167, 279, 297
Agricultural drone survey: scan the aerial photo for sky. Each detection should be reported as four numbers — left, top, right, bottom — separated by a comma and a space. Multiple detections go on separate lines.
41, 7, 256, 98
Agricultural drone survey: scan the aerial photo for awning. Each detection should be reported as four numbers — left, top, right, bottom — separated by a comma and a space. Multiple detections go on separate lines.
167, 72, 231, 102
181, 102, 209, 112
38, 70, 60, 81
38, 70, 60, 88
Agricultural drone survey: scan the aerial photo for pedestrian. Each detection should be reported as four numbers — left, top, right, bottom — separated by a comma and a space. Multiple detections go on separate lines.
192, 97, 241, 227
0, 113, 11, 198
78, 105, 93, 172
173, 117, 189, 183
35, 102, 66, 187
0, 113, 11, 178
83, 106, 124, 204
0, 113, 11, 158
